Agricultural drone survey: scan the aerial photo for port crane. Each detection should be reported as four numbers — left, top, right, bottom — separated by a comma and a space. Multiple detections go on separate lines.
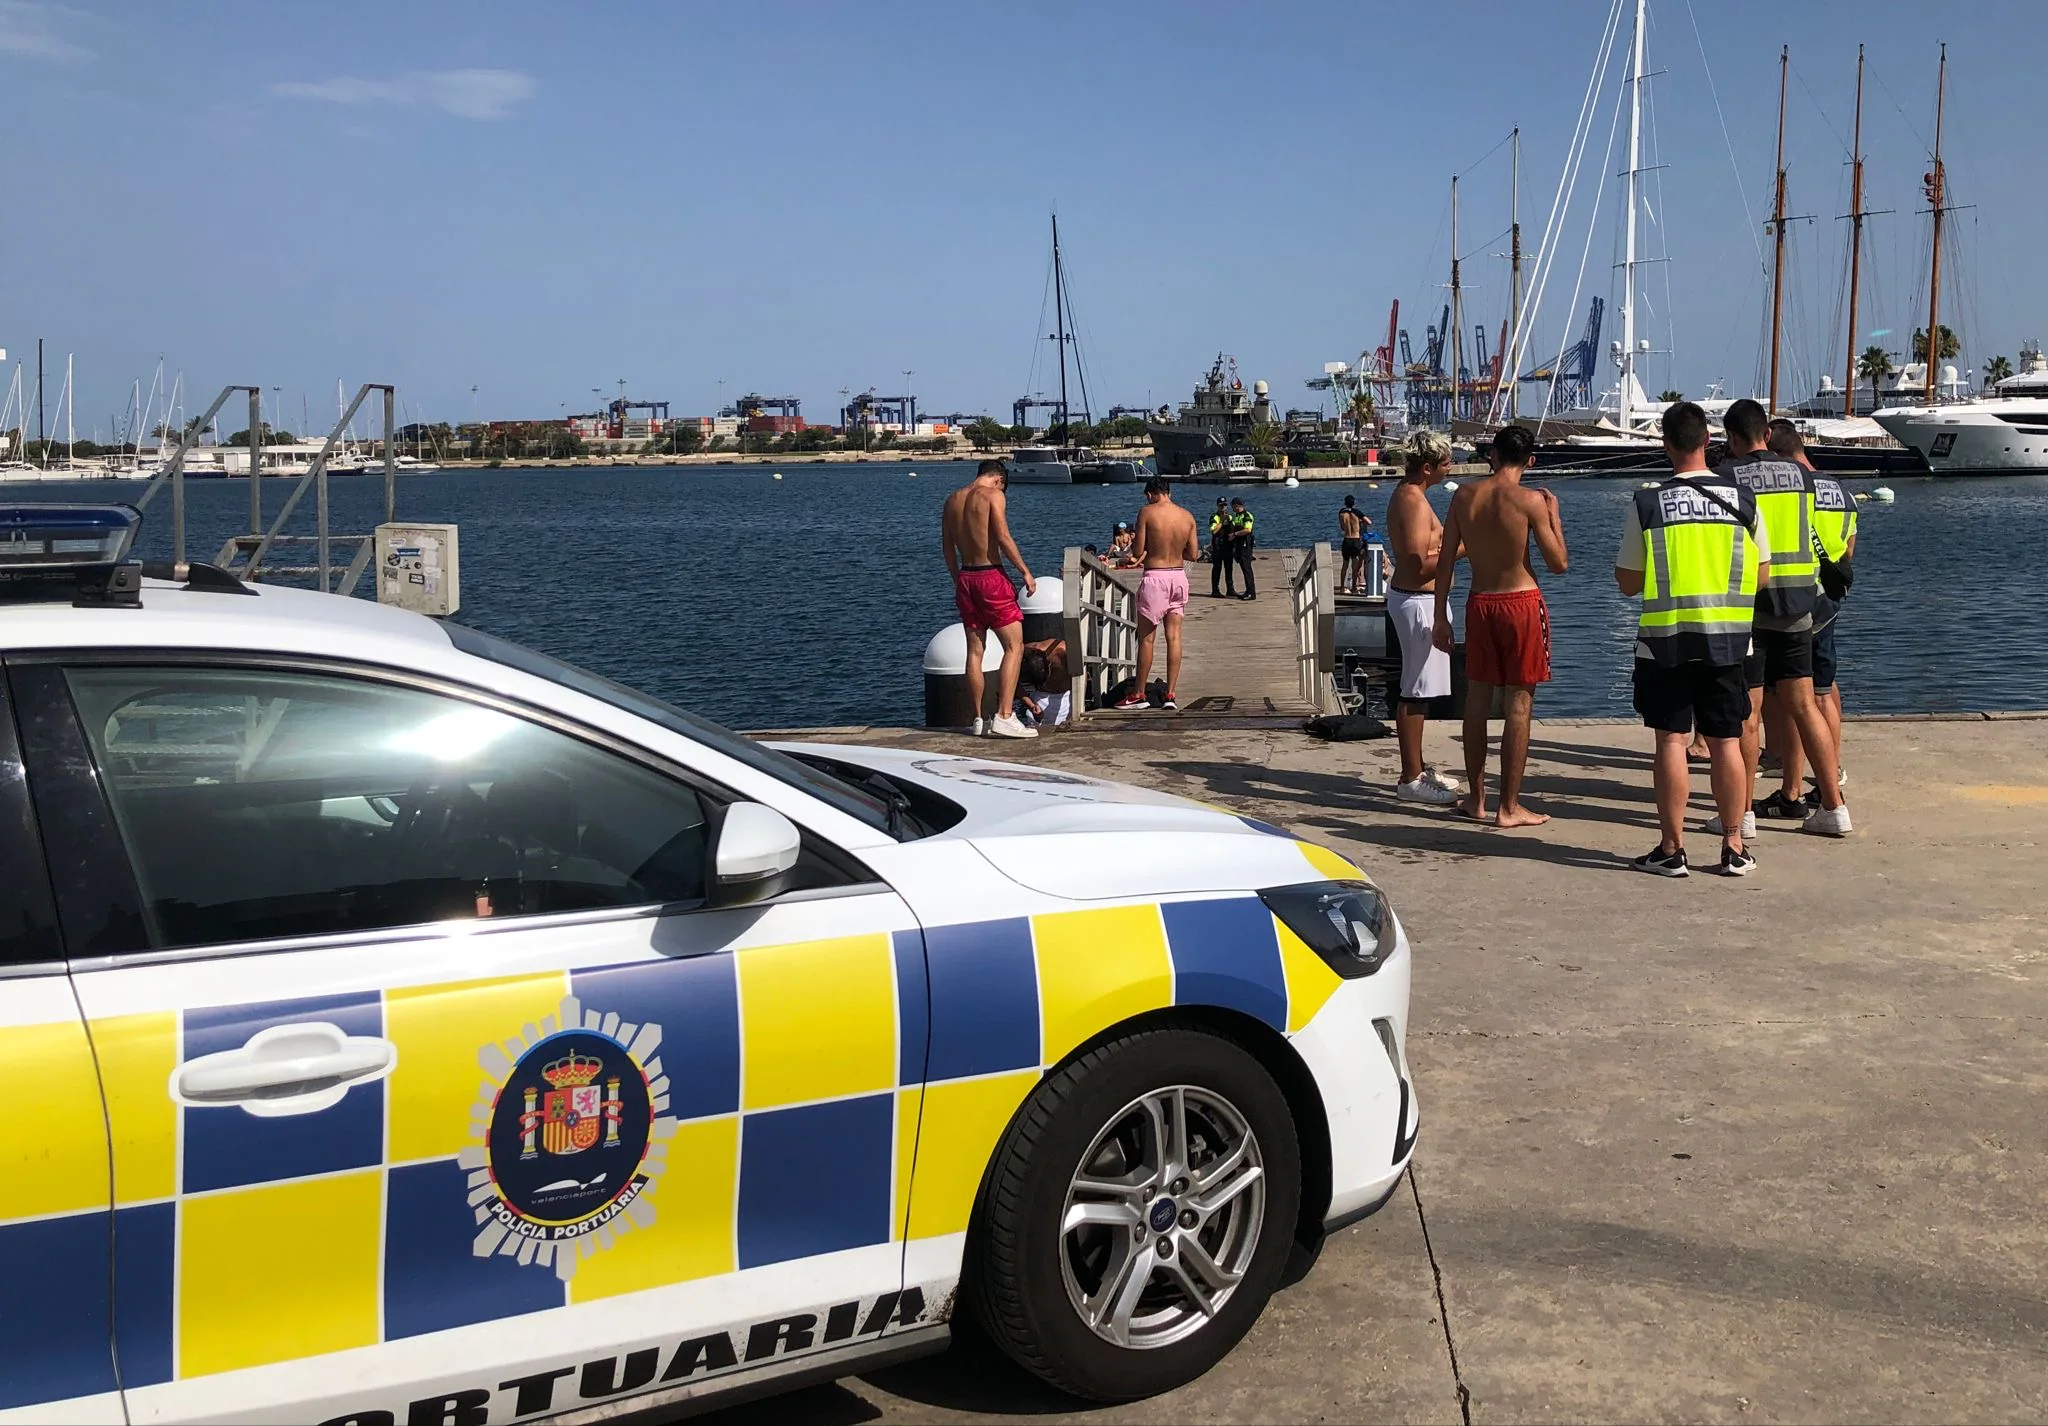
732, 394, 802, 422
1011, 395, 1067, 431
604, 398, 668, 439
842, 390, 917, 434
1518, 296, 1604, 414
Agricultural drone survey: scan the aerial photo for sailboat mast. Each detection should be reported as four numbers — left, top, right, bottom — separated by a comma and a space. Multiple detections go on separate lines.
1843, 44, 1866, 418
1051, 214, 1070, 437
1768, 46, 1789, 414
1449, 174, 1462, 427
1508, 127, 1522, 422
65, 354, 75, 464
1923, 43, 1947, 404
1620, 0, 1645, 433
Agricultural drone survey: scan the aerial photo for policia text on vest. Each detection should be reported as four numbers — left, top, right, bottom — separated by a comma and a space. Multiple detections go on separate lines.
1632, 477, 1765, 669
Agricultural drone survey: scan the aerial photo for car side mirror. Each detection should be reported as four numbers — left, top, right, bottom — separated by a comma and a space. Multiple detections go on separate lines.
707, 802, 801, 908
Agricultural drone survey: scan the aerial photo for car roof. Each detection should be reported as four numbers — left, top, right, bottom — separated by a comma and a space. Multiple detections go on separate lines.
0, 579, 457, 661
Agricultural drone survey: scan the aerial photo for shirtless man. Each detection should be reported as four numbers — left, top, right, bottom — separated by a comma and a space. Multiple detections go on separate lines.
1337, 495, 1372, 593
1384, 432, 1462, 805
1114, 476, 1201, 711
1431, 425, 1567, 826
941, 458, 1037, 739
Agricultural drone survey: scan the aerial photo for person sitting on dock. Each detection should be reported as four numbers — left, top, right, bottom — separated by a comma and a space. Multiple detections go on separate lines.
1107, 522, 1139, 568
1431, 424, 1566, 828
1019, 641, 1072, 728
1385, 433, 1462, 806
941, 458, 1038, 739
1115, 477, 1200, 712
1338, 495, 1373, 594
1229, 498, 1257, 600
1615, 402, 1767, 877
1209, 497, 1236, 598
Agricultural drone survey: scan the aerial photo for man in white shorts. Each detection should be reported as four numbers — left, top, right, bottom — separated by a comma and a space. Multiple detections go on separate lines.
1384, 433, 1462, 803
1114, 476, 1201, 711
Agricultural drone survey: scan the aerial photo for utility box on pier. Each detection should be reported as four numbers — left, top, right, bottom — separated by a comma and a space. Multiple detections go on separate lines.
375, 522, 460, 617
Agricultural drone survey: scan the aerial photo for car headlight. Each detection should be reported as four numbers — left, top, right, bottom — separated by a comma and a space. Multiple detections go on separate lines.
1259, 880, 1397, 978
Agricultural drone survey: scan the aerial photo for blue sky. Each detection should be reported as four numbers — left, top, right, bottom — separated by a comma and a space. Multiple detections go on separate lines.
4, 0, 2037, 439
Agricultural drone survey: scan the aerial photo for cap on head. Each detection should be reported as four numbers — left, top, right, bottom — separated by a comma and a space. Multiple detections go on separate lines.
1114, 520, 1132, 531
1230, 497, 1246, 508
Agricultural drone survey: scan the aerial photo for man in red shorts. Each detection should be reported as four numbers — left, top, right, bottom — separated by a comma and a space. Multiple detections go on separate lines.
1432, 425, 1567, 826
942, 459, 1038, 738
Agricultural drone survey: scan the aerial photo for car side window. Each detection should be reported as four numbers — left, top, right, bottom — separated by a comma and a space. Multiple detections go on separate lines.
64, 666, 715, 951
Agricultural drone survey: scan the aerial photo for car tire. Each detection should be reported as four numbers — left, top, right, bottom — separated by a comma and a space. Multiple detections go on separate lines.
965, 1026, 1302, 1402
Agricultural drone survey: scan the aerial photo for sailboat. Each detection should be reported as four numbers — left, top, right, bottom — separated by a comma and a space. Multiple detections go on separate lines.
1010, 215, 1138, 484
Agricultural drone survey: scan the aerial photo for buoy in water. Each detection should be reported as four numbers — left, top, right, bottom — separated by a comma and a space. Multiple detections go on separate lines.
908, 471, 918, 477
1872, 485, 1896, 503
1639, 480, 1659, 489
1284, 476, 1300, 488
1444, 480, 1459, 491
772, 472, 783, 480
1854, 492, 1868, 502
1368, 482, 1380, 490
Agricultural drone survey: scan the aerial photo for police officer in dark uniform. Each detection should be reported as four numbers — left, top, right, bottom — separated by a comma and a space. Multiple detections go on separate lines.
1230, 497, 1257, 600
1209, 497, 1235, 597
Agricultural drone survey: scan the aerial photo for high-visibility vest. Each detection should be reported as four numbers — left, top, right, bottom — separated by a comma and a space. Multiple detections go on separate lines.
1232, 511, 1254, 535
1634, 475, 1764, 667
1812, 473, 1857, 561
1720, 453, 1818, 622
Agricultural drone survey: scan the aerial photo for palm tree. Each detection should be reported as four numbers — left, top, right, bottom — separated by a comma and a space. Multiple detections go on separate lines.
1911, 326, 1961, 364
1984, 354, 2014, 387
1658, 389, 1684, 403
1857, 345, 1894, 394
1346, 390, 1377, 447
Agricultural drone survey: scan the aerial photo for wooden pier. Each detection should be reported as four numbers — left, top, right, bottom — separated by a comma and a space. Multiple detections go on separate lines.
1061, 545, 1343, 723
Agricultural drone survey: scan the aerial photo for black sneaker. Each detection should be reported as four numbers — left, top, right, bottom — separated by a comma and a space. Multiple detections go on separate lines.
1717, 844, 1757, 876
1757, 790, 1807, 822
1631, 845, 1689, 877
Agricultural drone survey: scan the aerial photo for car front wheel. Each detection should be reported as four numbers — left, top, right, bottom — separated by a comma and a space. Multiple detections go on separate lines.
967, 1027, 1302, 1401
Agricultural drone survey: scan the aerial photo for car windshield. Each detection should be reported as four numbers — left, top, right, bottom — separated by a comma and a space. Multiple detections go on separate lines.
444, 623, 896, 836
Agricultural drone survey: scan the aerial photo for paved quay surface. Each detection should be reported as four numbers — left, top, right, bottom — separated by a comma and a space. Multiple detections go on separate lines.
705, 716, 2048, 1425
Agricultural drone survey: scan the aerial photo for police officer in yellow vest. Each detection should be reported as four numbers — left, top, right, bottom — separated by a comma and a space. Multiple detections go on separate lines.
1229, 497, 1257, 600
1766, 418, 1856, 814
1718, 399, 1851, 838
1615, 401, 1769, 877
1209, 497, 1236, 597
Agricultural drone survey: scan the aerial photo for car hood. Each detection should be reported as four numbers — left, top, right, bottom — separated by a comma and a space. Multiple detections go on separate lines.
773, 743, 1343, 900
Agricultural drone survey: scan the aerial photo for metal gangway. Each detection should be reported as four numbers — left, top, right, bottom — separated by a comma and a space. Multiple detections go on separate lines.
135, 383, 400, 595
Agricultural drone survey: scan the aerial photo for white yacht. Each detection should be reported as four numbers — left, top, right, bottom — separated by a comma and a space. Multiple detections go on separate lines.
1873, 343, 2048, 475
1006, 445, 1073, 484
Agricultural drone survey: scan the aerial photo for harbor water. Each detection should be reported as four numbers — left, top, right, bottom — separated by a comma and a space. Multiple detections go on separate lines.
17, 461, 2044, 730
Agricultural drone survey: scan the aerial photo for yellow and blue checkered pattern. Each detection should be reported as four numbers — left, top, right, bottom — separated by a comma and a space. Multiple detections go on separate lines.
0, 889, 1344, 1407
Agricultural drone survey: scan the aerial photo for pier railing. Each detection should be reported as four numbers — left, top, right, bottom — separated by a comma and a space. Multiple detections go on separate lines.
1062, 547, 1138, 713
1290, 541, 1338, 714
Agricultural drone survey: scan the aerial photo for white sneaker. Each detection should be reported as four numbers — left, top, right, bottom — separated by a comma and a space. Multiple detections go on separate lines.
1802, 803, 1852, 837
985, 714, 1037, 740
1420, 767, 1464, 795
970, 717, 986, 737
1396, 777, 1460, 806
1703, 810, 1757, 839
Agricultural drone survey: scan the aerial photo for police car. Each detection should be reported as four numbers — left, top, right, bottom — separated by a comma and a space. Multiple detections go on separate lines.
0, 505, 1416, 1424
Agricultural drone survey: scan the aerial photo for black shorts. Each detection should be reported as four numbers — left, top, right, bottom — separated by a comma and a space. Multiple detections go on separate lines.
1634, 659, 1748, 740
1341, 537, 1364, 559
1812, 619, 1838, 691
1742, 627, 1815, 689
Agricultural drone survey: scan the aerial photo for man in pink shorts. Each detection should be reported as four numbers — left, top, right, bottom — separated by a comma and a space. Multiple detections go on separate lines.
942, 459, 1038, 738
1115, 476, 1200, 711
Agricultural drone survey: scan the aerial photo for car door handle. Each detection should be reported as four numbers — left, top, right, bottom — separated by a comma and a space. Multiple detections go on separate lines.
171, 1022, 399, 1117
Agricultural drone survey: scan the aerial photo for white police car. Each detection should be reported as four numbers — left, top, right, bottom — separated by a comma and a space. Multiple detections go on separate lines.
0, 505, 1415, 1424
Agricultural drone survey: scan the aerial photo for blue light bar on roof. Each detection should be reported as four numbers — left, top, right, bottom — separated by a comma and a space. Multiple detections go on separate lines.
0, 504, 141, 573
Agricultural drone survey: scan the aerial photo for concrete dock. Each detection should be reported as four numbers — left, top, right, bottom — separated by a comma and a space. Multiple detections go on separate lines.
709, 715, 2048, 1424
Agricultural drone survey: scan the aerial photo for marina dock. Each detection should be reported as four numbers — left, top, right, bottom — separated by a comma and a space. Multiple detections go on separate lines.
733, 714, 2048, 1424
